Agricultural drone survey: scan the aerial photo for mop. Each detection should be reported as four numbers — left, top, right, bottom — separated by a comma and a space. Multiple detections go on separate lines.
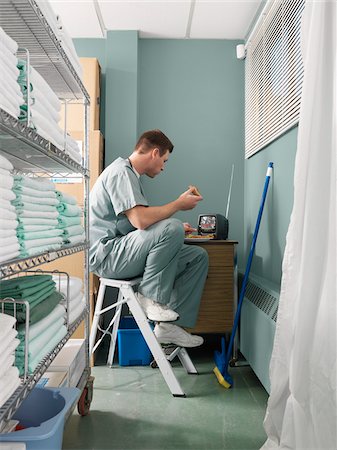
213, 162, 273, 388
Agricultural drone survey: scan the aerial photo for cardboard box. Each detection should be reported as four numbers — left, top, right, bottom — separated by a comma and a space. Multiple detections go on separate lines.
49, 339, 86, 387
36, 371, 68, 388
60, 58, 101, 131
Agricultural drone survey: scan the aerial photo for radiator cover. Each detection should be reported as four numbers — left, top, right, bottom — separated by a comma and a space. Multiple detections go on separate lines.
240, 274, 279, 393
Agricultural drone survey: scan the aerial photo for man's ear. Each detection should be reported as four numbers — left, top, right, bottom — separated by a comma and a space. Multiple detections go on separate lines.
152, 148, 160, 158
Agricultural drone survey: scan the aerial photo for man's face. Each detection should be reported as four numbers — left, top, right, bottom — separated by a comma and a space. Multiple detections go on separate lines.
146, 148, 170, 178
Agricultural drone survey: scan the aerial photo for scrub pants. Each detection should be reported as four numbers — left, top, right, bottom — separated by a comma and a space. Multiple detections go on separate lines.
95, 218, 209, 328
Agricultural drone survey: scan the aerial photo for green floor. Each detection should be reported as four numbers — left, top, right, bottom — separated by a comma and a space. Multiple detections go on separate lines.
63, 342, 268, 450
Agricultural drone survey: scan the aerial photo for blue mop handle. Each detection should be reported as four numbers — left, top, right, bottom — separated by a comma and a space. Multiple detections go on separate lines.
225, 162, 273, 363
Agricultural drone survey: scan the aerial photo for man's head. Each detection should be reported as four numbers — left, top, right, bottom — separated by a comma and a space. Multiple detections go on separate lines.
132, 129, 174, 178
134, 129, 174, 156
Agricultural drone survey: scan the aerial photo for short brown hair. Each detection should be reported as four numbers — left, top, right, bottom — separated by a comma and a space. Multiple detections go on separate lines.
135, 129, 174, 156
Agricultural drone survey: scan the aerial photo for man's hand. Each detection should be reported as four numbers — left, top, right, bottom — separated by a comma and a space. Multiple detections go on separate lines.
176, 187, 203, 211
183, 222, 197, 234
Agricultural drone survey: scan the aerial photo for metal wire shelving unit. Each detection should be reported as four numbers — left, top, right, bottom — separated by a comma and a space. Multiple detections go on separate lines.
0, 0, 93, 431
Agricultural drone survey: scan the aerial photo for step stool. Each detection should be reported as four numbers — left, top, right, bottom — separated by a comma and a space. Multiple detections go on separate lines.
89, 277, 198, 397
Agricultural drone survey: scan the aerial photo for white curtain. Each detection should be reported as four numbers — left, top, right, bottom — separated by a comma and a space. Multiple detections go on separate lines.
262, 1, 336, 449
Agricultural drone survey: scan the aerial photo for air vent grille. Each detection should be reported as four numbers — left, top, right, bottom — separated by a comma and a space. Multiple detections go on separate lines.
244, 280, 279, 322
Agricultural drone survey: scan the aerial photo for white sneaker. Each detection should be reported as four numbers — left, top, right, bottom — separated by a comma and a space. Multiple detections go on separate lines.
154, 322, 204, 348
136, 293, 179, 322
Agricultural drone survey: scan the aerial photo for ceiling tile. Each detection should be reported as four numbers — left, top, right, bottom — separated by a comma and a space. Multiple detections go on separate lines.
49, 0, 104, 38
191, 0, 262, 39
98, 0, 192, 39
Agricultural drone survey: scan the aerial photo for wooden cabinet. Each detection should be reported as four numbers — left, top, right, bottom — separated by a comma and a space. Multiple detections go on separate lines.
187, 240, 238, 334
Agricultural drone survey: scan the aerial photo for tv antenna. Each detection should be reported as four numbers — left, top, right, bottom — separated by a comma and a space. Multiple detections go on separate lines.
225, 164, 234, 219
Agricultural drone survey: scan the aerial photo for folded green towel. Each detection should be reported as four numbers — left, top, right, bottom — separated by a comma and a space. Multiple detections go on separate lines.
3, 284, 56, 312
57, 215, 81, 228
6, 290, 63, 324
57, 203, 82, 217
0, 279, 55, 301
0, 274, 52, 292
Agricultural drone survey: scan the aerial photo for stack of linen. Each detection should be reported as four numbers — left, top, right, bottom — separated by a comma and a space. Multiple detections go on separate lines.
35, 0, 83, 79
53, 275, 85, 325
0, 153, 20, 263
12, 176, 63, 257
0, 274, 66, 375
16, 61, 82, 163
0, 26, 24, 118
56, 191, 85, 246
0, 313, 20, 408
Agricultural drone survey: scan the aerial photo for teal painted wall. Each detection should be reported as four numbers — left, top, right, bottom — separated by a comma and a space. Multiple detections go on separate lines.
73, 33, 297, 281
138, 40, 245, 262
74, 35, 246, 263
244, 127, 298, 284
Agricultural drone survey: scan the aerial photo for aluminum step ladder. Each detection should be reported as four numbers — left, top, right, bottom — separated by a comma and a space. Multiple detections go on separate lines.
89, 277, 198, 397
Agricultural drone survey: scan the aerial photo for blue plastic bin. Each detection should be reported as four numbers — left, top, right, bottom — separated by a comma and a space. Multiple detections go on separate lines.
118, 316, 153, 366
0, 387, 80, 450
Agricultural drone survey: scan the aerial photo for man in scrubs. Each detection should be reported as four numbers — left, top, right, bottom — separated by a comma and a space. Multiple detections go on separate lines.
89, 129, 208, 347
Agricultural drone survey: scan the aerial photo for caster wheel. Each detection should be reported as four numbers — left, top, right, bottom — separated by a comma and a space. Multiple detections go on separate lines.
77, 376, 94, 416
150, 360, 158, 369
229, 358, 237, 367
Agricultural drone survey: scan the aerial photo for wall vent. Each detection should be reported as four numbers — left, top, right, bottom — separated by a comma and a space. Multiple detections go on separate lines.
239, 275, 280, 393
244, 279, 279, 322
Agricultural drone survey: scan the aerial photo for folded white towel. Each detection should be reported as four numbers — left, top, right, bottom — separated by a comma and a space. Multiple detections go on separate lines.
17, 209, 58, 219
0, 41, 20, 69
0, 338, 20, 371
31, 88, 60, 123
14, 175, 55, 191
0, 82, 23, 110
66, 233, 86, 246
2, 236, 19, 248
0, 173, 14, 189
16, 224, 56, 232
0, 100, 20, 119
0, 353, 15, 379
0, 26, 18, 54
69, 297, 86, 325
0, 367, 20, 409
0, 167, 11, 177
21, 236, 63, 250
0, 329, 18, 355
0, 242, 20, 262
0, 312, 16, 338
1, 228, 17, 238
0, 198, 15, 212
0, 339, 18, 364
18, 217, 58, 226
0, 218, 18, 229
32, 81, 61, 113
0, 250, 20, 263
0, 153, 14, 171
0, 187, 16, 201
14, 185, 57, 199
30, 67, 61, 112
53, 275, 83, 300
14, 193, 59, 206
13, 185, 56, 199
64, 145, 82, 164
0, 207, 16, 220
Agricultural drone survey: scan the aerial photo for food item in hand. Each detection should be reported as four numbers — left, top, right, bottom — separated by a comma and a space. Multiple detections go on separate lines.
188, 185, 202, 196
